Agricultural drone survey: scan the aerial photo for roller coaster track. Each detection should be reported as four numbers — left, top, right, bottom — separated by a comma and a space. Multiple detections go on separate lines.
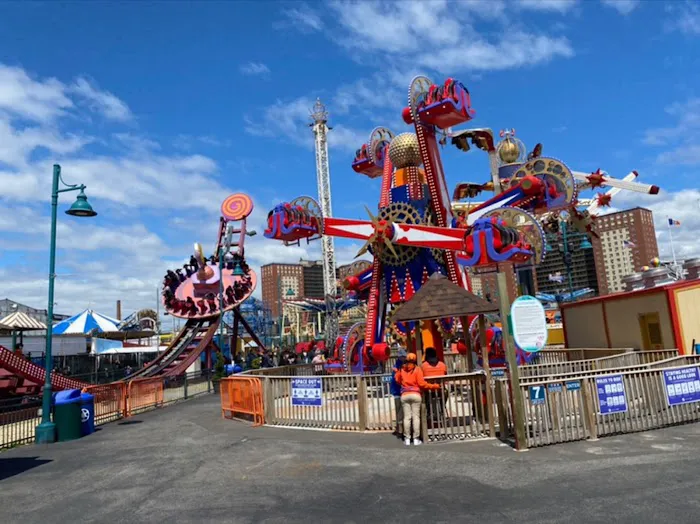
126, 317, 219, 379
1, 317, 219, 396
0, 344, 88, 395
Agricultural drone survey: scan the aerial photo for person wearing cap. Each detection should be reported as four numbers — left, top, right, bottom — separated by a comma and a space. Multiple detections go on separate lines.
390, 348, 408, 438
394, 352, 440, 446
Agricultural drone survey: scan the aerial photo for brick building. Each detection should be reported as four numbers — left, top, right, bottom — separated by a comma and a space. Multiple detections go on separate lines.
592, 207, 659, 295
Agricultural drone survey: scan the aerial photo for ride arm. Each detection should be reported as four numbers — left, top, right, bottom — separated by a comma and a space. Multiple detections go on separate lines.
573, 170, 659, 194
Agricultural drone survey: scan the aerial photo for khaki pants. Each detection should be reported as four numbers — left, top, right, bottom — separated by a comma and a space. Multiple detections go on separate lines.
401, 393, 422, 439
394, 396, 404, 434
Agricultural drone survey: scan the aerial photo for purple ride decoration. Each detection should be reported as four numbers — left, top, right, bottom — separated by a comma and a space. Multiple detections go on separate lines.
595, 374, 628, 414
291, 377, 322, 407
662, 367, 700, 407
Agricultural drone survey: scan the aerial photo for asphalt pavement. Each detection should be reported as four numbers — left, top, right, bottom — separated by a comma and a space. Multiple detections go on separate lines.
2, 394, 699, 523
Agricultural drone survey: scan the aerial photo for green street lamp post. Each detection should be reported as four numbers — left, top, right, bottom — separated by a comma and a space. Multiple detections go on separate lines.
36, 164, 97, 444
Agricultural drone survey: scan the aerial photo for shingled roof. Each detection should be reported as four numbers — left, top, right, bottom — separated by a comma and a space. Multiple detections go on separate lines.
392, 272, 498, 322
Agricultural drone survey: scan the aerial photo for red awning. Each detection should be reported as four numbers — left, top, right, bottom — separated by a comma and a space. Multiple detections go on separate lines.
316, 341, 326, 351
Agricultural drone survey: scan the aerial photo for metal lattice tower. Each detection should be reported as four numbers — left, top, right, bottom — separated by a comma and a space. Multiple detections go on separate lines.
310, 98, 338, 346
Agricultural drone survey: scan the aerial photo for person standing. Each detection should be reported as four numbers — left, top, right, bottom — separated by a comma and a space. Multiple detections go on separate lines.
421, 347, 447, 426
390, 348, 407, 438
394, 353, 440, 446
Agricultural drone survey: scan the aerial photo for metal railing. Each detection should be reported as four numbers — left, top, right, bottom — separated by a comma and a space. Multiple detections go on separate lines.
517, 362, 700, 447
0, 396, 41, 450
519, 349, 678, 379
1, 369, 213, 450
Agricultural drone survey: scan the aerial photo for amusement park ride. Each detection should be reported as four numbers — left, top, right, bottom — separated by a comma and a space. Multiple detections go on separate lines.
132, 193, 267, 378
265, 76, 659, 373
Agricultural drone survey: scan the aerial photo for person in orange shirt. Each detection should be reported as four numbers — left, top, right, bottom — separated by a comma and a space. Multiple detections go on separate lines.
422, 347, 447, 426
394, 352, 440, 446
421, 347, 447, 377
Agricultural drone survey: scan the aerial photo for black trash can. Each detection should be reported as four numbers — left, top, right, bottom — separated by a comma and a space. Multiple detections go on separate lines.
54, 389, 82, 442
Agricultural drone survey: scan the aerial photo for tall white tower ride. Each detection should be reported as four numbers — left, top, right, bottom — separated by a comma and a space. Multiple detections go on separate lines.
310, 99, 338, 345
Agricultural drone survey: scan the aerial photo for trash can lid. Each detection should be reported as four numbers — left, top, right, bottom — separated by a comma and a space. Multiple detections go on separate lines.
80, 392, 94, 402
55, 389, 82, 404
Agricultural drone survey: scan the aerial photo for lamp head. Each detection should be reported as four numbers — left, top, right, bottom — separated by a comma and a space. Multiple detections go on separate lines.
579, 238, 593, 250
66, 189, 97, 217
232, 261, 246, 277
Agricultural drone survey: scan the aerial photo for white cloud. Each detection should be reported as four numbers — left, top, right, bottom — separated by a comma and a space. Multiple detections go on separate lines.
665, 1, 700, 35
244, 95, 367, 152
70, 77, 133, 122
517, 0, 578, 13
281, 3, 324, 32
601, 0, 639, 15
643, 98, 700, 165
239, 62, 271, 76
0, 64, 73, 122
251, 0, 574, 144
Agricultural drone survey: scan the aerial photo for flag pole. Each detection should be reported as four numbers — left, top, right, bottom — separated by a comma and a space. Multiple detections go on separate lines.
667, 216, 679, 271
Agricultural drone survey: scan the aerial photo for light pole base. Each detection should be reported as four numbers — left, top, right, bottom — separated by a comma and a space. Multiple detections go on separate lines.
35, 421, 56, 444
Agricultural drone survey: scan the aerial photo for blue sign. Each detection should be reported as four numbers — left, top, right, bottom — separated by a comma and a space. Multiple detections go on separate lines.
492, 368, 506, 378
529, 385, 546, 405
566, 381, 581, 391
382, 375, 393, 383
595, 375, 627, 414
663, 367, 700, 406
291, 377, 322, 407
548, 383, 563, 393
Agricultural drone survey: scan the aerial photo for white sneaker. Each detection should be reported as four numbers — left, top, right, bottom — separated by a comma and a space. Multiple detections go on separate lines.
413, 439, 422, 446
404, 438, 411, 446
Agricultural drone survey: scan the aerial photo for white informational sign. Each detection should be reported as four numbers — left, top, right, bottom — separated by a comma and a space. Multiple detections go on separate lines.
510, 295, 548, 353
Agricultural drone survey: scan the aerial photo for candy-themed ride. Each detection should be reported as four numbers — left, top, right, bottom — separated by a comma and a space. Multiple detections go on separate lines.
129, 193, 265, 379
265, 75, 659, 373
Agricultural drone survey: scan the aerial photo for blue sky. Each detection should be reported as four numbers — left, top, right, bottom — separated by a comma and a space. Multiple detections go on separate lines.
0, 0, 699, 319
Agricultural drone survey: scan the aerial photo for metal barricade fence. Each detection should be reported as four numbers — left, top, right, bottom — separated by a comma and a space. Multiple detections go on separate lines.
127, 377, 164, 416
84, 382, 127, 424
220, 376, 264, 426
518, 363, 700, 447
0, 396, 41, 450
423, 372, 493, 442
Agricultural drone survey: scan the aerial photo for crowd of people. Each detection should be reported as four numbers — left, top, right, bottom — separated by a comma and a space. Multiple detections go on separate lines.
161, 253, 253, 316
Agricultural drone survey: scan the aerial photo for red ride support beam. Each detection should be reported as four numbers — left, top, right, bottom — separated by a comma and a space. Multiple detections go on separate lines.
413, 120, 463, 288
363, 145, 393, 355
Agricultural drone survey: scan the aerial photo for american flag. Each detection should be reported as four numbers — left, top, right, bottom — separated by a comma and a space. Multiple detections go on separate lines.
623, 240, 636, 248
668, 218, 681, 226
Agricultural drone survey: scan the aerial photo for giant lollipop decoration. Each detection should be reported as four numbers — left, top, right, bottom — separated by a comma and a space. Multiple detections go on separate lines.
221, 193, 254, 221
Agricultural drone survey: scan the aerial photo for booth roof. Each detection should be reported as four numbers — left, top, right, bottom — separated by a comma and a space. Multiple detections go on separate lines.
392, 273, 498, 322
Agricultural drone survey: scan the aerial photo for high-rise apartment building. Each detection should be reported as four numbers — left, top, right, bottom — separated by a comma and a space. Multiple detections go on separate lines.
299, 259, 325, 299
592, 207, 659, 295
260, 263, 304, 318
469, 263, 521, 304
535, 229, 599, 296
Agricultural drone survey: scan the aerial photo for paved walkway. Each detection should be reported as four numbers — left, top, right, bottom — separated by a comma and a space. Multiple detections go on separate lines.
2, 394, 700, 523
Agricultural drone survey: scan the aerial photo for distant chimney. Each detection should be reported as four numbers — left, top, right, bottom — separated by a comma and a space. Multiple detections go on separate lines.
641, 267, 674, 289
622, 272, 644, 292
683, 258, 700, 281
116, 300, 122, 320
